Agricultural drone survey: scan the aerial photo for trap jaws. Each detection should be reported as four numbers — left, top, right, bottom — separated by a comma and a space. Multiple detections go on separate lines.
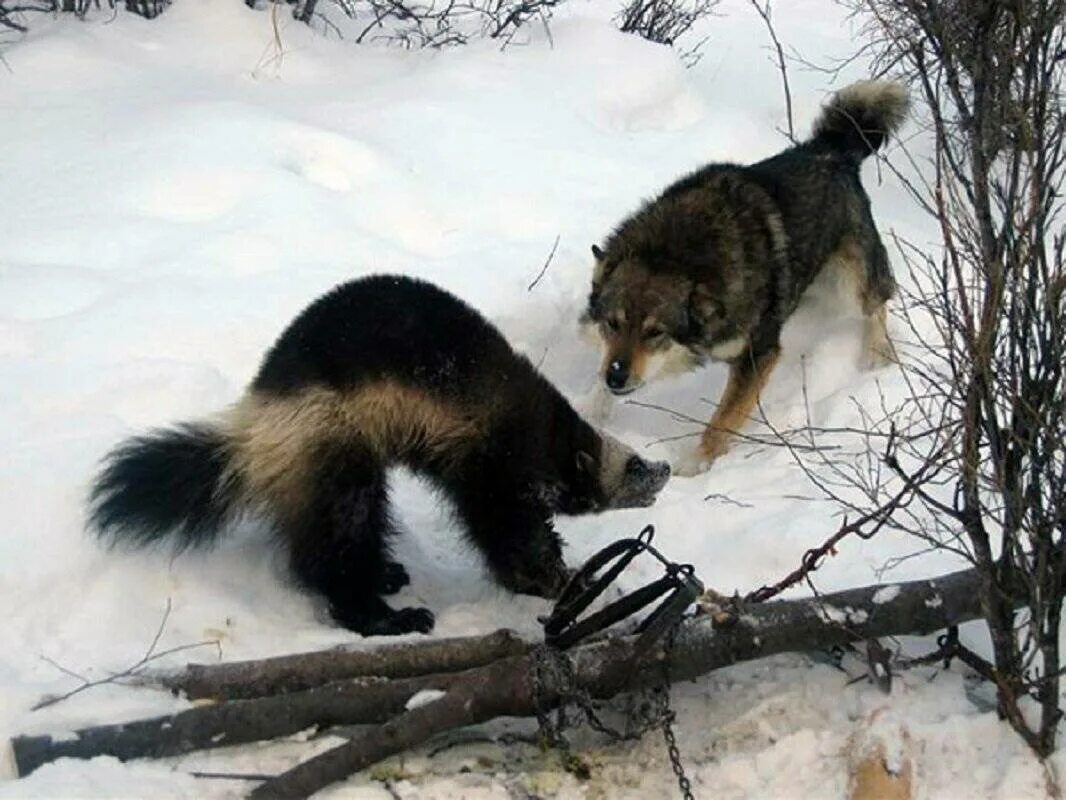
540, 525, 703, 659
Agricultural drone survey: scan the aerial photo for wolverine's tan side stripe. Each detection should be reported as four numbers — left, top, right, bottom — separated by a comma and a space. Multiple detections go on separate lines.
222, 383, 488, 519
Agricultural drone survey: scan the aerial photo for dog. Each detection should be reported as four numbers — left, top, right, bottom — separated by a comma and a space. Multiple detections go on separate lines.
584, 80, 908, 474
90, 275, 670, 636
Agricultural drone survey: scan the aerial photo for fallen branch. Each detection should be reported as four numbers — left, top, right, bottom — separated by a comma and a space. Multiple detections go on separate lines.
13, 566, 999, 795
154, 628, 527, 701
12, 672, 464, 776
250, 566, 990, 798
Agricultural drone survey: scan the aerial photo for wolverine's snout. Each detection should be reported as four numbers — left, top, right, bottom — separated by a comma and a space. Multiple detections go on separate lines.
609, 454, 670, 509
626, 454, 670, 486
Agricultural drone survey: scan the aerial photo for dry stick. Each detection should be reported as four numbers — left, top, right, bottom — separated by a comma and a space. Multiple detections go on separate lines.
33, 599, 220, 711
12, 671, 465, 778
154, 628, 527, 701
527, 233, 561, 292
250, 567, 993, 799
748, 0, 795, 143
626, 398, 846, 453
250, 655, 533, 800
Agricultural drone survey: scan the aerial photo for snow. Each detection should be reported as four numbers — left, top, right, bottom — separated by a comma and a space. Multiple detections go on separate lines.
0, 0, 1057, 797
873, 585, 902, 605
405, 689, 447, 711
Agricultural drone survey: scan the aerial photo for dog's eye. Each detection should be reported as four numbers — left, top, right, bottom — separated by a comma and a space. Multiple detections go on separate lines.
642, 328, 665, 341
606, 318, 621, 332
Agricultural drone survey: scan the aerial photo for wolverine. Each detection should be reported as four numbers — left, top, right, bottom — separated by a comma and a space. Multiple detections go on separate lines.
585, 80, 908, 474
90, 275, 670, 636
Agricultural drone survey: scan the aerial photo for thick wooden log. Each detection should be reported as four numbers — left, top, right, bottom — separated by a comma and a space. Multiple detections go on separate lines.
11, 568, 991, 794
252, 568, 989, 798
11, 672, 463, 777
157, 628, 528, 700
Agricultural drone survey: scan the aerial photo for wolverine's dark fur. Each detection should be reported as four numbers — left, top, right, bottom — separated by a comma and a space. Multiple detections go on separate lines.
90, 275, 669, 636
586, 80, 908, 472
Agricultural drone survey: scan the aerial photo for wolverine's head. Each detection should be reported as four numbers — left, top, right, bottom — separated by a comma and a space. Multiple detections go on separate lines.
584, 245, 749, 395
556, 431, 670, 514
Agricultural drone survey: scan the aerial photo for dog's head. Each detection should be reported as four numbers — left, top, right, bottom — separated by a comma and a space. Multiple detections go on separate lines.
583, 245, 748, 395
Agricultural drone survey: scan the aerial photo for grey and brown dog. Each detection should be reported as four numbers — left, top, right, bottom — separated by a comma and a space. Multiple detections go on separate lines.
584, 80, 908, 474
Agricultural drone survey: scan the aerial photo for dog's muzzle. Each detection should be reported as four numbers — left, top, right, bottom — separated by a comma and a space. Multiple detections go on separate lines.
606, 360, 635, 394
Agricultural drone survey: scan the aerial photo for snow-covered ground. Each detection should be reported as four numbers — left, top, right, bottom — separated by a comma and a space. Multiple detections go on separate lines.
0, 1, 1059, 796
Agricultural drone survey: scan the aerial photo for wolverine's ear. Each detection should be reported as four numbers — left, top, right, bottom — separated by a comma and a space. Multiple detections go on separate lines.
575, 451, 596, 476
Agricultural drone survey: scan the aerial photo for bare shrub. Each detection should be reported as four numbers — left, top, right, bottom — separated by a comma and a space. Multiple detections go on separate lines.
615, 0, 719, 64
800, 0, 1066, 757
290, 0, 562, 47
0, 0, 168, 33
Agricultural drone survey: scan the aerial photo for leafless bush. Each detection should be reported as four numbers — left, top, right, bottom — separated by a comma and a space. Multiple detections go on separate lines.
291, 0, 562, 47
615, 0, 718, 64
803, 0, 1065, 758
1, 1, 53, 32
123, 0, 167, 18
2, 0, 550, 44
0, 0, 167, 33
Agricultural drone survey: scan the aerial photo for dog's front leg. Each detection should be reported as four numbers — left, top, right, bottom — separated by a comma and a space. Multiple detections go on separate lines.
675, 346, 781, 476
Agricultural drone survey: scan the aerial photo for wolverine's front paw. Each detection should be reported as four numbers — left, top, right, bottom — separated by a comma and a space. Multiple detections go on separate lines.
331, 601, 435, 636
377, 561, 411, 596
391, 606, 436, 634
504, 560, 572, 600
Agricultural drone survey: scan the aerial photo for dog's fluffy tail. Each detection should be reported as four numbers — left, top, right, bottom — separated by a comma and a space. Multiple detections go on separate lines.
89, 422, 243, 550
811, 79, 909, 159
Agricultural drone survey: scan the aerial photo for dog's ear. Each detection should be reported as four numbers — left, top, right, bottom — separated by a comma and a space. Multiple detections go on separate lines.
587, 244, 615, 322
686, 284, 722, 338
590, 244, 618, 284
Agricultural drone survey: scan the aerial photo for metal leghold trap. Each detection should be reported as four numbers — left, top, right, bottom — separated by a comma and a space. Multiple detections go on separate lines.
531, 525, 703, 800
541, 524, 704, 654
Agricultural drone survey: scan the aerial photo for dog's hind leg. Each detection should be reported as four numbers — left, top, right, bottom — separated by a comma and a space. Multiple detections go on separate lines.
677, 346, 781, 476
861, 303, 897, 369
842, 211, 899, 370
282, 441, 433, 636
829, 236, 898, 369
857, 238, 898, 369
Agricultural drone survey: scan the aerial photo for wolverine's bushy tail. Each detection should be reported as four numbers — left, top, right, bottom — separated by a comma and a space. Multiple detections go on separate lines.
811, 79, 909, 159
89, 423, 242, 550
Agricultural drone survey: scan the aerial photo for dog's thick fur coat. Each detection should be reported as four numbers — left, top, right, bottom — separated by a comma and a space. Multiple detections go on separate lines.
90, 275, 669, 636
586, 80, 908, 472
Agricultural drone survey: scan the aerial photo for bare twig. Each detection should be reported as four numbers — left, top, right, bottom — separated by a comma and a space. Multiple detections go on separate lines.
748, 0, 795, 142
527, 234, 560, 292
32, 599, 221, 711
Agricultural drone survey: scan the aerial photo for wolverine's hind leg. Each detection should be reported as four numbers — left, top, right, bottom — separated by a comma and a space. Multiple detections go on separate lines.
282, 442, 432, 636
